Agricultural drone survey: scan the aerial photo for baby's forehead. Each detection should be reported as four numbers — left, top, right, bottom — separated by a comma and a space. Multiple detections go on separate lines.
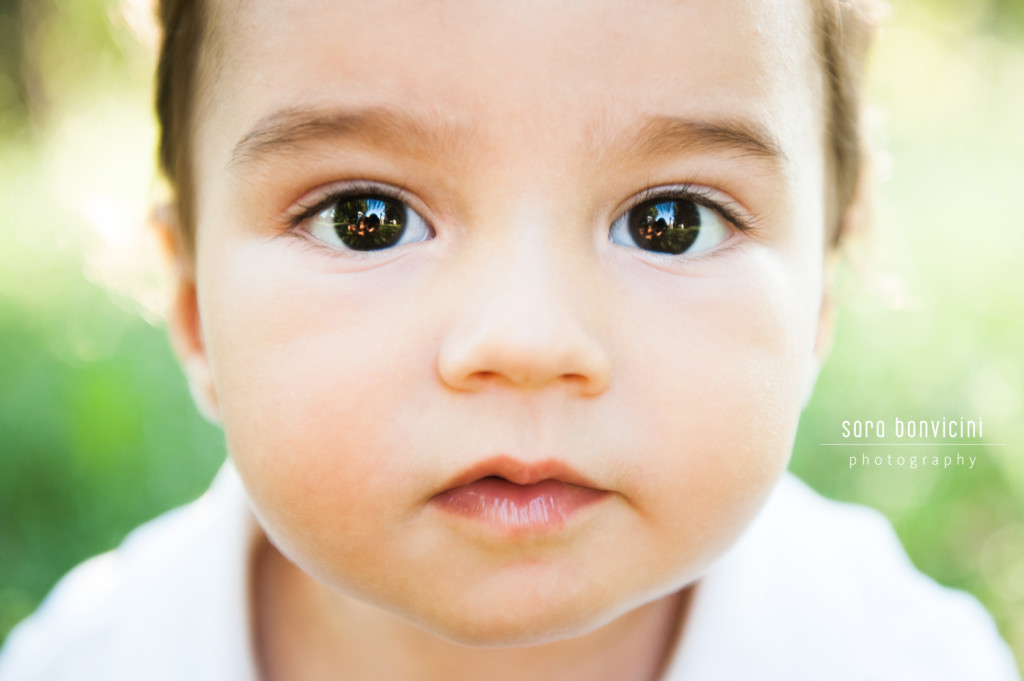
199, 0, 825, 185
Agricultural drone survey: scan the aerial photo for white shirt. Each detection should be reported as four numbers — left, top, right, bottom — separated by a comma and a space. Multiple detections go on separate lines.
1, 464, 1019, 680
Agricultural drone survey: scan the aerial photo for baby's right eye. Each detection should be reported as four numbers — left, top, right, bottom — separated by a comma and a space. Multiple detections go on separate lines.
302, 194, 433, 252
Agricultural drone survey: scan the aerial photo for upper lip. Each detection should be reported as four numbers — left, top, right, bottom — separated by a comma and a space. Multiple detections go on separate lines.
439, 455, 602, 492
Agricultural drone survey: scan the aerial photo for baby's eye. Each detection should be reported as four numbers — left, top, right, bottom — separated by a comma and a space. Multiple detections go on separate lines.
609, 197, 731, 256
304, 194, 433, 252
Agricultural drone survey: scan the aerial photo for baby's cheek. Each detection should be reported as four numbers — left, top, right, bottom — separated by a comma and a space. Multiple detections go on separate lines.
620, 251, 815, 572
201, 269, 435, 580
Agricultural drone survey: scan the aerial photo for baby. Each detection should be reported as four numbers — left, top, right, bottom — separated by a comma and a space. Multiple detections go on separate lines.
1, 0, 1020, 679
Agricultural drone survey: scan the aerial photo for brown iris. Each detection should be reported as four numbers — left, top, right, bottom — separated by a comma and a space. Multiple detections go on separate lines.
627, 200, 702, 255
331, 196, 408, 251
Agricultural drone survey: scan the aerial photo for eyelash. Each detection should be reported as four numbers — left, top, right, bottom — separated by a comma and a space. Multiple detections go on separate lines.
624, 183, 757, 235
285, 181, 414, 230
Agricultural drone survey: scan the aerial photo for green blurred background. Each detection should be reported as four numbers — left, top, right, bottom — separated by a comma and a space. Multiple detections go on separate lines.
1, 0, 1022, 668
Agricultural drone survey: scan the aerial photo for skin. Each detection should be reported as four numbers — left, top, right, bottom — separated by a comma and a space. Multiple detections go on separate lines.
169, 0, 833, 678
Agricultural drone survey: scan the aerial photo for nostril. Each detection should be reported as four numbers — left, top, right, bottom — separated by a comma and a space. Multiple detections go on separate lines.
456, 370, 501, 390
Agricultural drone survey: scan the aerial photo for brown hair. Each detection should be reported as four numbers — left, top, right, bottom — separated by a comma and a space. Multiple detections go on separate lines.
816, 0, 881, 245
155, 0, 880, 253
156, 0, 209, 254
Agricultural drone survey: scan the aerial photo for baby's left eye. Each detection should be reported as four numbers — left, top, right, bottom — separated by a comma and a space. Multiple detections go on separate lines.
304, 194, 433, 252
609, 198, 732, 256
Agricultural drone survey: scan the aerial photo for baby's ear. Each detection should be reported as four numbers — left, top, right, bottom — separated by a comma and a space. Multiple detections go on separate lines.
150, 204, 221, 423
803, 254, 838, 408
814, 254, 838, 364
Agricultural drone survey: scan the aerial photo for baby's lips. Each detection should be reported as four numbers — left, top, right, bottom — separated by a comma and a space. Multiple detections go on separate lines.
436, 454, 605, 494
431, 477, 609, 531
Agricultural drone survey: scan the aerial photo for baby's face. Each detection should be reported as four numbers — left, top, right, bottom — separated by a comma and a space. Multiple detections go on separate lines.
185, 0, 828, 644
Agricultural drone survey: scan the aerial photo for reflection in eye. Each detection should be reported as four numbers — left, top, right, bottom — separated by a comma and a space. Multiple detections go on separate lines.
610, 198, 731, 255
306, 195, 432, 252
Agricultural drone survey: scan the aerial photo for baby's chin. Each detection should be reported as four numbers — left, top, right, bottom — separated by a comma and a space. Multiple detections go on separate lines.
404, 603, 616, 648
362, 577, 687, 649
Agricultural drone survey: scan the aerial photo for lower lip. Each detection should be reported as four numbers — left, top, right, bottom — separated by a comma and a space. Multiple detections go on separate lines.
431, 478, 608, 532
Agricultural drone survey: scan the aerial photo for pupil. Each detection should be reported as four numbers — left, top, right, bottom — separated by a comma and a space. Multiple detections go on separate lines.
331, 196, 407, 251
628, 200, 700, 254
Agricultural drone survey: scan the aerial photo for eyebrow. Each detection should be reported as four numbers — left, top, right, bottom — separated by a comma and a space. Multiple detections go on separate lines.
630, 115, 788, 168
228, 106, 468, 170
228, 106, 787, 172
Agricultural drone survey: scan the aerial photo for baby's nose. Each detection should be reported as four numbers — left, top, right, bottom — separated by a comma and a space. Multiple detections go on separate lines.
436, 250, 611, 397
